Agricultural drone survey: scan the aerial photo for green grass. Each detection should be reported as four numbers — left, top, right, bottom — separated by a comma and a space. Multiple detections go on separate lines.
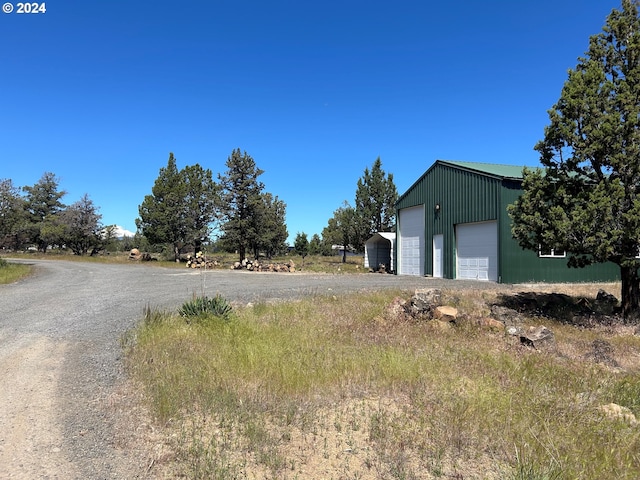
125, 289, 640, 479
0, 258, 32, 284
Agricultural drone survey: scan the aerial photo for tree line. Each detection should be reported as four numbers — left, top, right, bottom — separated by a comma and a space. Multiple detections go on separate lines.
0, 172, 111, 255
0, 149, 398, 262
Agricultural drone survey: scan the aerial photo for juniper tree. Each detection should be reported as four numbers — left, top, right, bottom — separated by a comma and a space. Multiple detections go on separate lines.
509, 0, 640, 321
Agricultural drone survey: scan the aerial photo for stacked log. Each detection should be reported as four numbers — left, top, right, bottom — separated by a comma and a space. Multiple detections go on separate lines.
231, 258, 296, 272
186, 251, 218, 269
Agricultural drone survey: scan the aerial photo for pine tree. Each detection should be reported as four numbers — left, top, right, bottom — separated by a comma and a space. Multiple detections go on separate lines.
354, 158, 397, 251
22, 172, 67, 252
218, 149, 266, 262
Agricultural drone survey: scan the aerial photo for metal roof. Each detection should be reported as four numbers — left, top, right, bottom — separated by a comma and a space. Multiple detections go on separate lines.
396, 160, 540, 205
438, 160, 536, 179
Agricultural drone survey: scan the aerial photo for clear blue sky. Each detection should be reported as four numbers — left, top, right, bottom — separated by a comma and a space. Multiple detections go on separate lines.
0, 0, 622, 242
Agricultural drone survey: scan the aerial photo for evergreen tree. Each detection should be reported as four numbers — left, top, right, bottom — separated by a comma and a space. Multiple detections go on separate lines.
322, 202, 357, 263
0, 179, 27, 250
293, 232, 309, 266
23, 172, 67, 252
308, 233, 322, 255
354, 157, 397, 251
252, 192, 288, 258
509, 0, 640, 321
181, 163, 221, 253
218, 149, 265, 262
57, 194, 103, 255
137, 153, 219, 261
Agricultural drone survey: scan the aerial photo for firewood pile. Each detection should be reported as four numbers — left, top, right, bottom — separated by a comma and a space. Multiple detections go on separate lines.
186, 251, 218, 269
231, 258, 296, 272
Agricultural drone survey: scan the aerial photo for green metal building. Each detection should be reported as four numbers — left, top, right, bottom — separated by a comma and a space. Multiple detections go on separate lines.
394, 160, 620, 283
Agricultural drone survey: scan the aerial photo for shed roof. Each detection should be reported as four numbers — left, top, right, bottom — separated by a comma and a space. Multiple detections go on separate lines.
365, 232, 396, 244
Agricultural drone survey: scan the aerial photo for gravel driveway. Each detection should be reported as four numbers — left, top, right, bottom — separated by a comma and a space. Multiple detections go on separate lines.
0, 259, 497, 479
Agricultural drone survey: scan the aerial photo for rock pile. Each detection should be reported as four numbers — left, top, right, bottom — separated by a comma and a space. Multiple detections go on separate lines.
231, 258, 296, 272
385, 288, 460, 329
384, 288, 561, 350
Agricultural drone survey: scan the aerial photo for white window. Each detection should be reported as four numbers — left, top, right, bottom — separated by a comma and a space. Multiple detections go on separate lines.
538, 245, 566, 258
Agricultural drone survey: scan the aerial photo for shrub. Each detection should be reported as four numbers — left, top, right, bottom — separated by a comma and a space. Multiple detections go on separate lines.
179, 294, 233, 321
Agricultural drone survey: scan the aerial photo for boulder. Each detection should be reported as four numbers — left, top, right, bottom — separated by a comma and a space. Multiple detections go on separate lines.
411, 288, 441, 315
128, 248, 141, 261
520, 325, 555, 349
595, 289, 619, 314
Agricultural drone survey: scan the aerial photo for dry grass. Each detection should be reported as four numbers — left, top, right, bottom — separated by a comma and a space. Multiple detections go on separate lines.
124, 282, 640, 479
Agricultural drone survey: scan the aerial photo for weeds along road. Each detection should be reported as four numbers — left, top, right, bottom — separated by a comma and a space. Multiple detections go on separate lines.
0, 259, 495, 478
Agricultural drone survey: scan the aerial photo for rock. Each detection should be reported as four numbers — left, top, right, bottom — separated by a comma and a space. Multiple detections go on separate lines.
520, 325, 555, 349
433, 305, 458, 322
490, 305, 523, 327
128, 248, 141, 261
599, 403, 638, 426
411, 288, 441, 314
507, 326, 522, 336
595, 289, 619, 314
385, 297, 409, 322
478, 317, 505, 332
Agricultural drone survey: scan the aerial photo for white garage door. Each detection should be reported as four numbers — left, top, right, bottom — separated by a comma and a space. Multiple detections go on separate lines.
456, 221, 498, 281
399, 205, 424, 276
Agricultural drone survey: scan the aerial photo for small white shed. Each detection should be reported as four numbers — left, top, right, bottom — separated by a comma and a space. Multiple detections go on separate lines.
364, 232, 396, 273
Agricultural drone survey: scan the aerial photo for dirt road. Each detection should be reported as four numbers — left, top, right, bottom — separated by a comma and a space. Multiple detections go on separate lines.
0, 259, 486, 478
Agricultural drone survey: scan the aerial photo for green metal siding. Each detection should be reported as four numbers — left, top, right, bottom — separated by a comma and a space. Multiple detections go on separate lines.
499, 181, 620, 283
396, 162, 500, 279
396, 160, 621, 283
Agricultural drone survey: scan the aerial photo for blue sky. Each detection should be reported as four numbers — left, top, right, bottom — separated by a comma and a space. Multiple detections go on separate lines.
1, 0, 623, 242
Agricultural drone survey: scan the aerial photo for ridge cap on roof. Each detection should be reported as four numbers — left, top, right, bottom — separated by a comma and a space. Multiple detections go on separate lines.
436, 159, 533, 179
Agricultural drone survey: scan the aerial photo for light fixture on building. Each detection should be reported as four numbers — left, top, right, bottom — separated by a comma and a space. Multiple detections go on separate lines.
435, 203, 441, 213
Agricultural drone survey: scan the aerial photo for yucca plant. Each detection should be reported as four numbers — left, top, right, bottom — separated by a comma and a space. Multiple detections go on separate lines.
179, 294, 233, 322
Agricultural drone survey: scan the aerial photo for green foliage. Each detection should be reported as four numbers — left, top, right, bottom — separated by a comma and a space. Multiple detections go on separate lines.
308, 233, 322, 255
179, 294, 233, 321
322, 202, 357, 262
0, 179, 28, 250
217, 149, 287, 260
137, 153, 219, 261
293, 231, 309, 259
22, 172, 67, 252
354, 157, 398, 251
509, 0, 640, 319
58, 194, 104, 255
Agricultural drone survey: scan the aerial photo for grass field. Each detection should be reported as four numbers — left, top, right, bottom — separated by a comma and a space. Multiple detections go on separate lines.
0, 258, 32, 284
125, 284, 640, 479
